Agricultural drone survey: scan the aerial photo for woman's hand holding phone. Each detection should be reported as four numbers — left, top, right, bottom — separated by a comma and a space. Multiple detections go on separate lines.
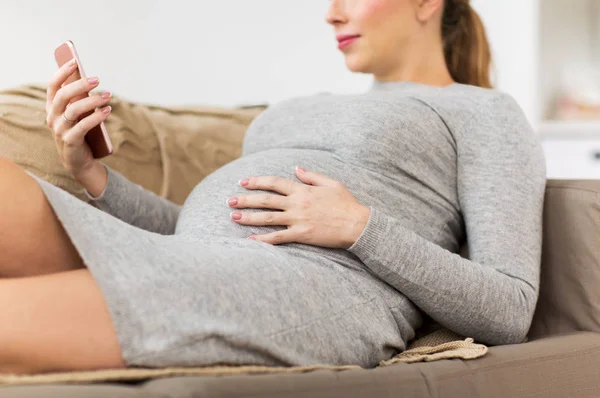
45, 58, 112, 197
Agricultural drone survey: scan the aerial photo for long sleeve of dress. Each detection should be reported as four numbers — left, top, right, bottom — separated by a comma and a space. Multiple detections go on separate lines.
85, 164, 182, 235
347, 93, 547, 345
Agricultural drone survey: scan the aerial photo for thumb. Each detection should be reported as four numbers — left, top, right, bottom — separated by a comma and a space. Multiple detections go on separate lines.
295, 166, 338, 187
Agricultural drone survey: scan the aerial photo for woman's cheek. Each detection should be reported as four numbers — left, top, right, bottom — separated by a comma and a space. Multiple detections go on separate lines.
354, 0, 398, 24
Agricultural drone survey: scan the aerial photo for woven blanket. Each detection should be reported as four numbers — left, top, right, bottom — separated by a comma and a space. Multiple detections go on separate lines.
0, 329, 487, 386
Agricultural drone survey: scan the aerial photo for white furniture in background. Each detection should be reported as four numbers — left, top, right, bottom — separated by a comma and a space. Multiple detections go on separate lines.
537, 0, 600, 179
541, 122, 600, 179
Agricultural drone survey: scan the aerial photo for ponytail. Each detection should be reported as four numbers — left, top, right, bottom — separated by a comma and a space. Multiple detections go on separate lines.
442, 0, 493, 88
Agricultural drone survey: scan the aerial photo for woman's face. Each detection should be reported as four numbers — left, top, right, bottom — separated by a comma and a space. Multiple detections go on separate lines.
325, 0, 429, 76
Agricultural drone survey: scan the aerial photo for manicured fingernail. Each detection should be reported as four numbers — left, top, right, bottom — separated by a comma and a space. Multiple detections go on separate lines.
69, 58, 77, 67
227, 197, 238, 206
230, 211, 242, 220
87, 77, 99, 85
296, 166, 306, 173
101, 91, 111, 99
101, 106, 111, 114
247, 236, 256, 240
239, 178, 249, 187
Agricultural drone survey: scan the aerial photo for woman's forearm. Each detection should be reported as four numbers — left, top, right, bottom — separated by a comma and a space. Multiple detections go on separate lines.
82, 163, 182, 235
347, 207, 540, 346
74, 160, 108, 198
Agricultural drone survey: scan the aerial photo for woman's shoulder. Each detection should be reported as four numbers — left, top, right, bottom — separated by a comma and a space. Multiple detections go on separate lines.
427, 85, 533, 138
446, 86, 545, 172
443, 84, 523, 114
470, 86, 524, 117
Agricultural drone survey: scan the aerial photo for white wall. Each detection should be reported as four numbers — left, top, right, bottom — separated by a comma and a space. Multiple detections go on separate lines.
0, 0, 371, 108
0, 0, 538, 122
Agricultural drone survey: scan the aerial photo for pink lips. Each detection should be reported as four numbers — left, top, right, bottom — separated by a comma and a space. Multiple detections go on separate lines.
336, 34, 360, 50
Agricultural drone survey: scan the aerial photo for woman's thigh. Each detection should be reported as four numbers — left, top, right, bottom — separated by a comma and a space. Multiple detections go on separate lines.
0, 268, 125, 375
0, 156, 84, 278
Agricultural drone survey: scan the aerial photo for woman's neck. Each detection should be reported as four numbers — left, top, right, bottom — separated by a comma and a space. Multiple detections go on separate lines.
373, 40, 454, 87
374, 69, 455, 87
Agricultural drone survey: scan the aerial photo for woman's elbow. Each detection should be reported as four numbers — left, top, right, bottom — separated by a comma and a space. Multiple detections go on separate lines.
490, 320, 530, 346
486, 284, 537, 345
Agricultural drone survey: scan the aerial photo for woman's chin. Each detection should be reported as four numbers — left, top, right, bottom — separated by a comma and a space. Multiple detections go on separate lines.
344, 55, 369, 73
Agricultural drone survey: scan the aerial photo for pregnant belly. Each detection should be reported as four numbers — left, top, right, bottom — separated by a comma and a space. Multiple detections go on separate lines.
175, 149, 348, 239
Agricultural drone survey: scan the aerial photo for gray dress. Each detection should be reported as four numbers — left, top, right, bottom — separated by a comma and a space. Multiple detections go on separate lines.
28, 80, 547, 368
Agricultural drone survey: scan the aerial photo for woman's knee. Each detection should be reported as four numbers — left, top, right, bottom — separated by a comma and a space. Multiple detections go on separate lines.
0, 156, 35, 199
0, 158, 85, 278
0, 155, 21, 182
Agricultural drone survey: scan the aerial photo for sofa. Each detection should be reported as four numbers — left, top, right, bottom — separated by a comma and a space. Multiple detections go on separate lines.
1, 84, 600, 397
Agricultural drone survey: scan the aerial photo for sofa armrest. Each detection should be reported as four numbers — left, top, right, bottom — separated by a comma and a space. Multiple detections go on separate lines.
528, 179, 600, 339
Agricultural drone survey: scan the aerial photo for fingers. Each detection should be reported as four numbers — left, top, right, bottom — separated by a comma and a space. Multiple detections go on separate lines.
295, 166, 341, 188
47, 58, 78, 107
51, 77, 100, 121
230, 210, 287, 226
61, 92, 112, 125
227, 193, 288, 210
61, 106, 111, 147
239, 176, 299, 195
248, 230, 296, 245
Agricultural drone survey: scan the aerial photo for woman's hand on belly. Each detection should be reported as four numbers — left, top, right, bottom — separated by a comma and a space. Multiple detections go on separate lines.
226, 166, 371, 249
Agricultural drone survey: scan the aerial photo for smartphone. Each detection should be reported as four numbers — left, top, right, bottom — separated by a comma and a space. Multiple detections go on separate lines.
54, 40, 113, 159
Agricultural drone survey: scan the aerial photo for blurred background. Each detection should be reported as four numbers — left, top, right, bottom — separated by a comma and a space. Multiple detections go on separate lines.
1, 0, 599, 178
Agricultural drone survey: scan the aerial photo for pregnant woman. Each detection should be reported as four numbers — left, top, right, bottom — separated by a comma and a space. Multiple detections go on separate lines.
0, 0, 546, 374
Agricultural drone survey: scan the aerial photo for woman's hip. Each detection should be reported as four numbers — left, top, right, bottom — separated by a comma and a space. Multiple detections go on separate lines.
110, 246, 413, 368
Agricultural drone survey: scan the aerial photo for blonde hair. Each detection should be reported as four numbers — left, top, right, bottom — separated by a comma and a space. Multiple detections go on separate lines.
442, 0, 493, 88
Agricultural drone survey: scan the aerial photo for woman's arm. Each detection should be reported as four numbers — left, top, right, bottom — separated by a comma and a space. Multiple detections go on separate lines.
84, 163, 182, 235
347, 93, 546, 345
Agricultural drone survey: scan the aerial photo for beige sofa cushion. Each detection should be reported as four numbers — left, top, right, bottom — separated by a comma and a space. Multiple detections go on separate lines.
528, 180, 600, 339
0, 84, 266, 205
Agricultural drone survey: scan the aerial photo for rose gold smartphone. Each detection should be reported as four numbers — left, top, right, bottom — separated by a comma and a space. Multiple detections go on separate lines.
54, 40, 113, 159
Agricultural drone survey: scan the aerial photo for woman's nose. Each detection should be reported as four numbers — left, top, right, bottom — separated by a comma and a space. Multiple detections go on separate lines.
325, 0, 348, 25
